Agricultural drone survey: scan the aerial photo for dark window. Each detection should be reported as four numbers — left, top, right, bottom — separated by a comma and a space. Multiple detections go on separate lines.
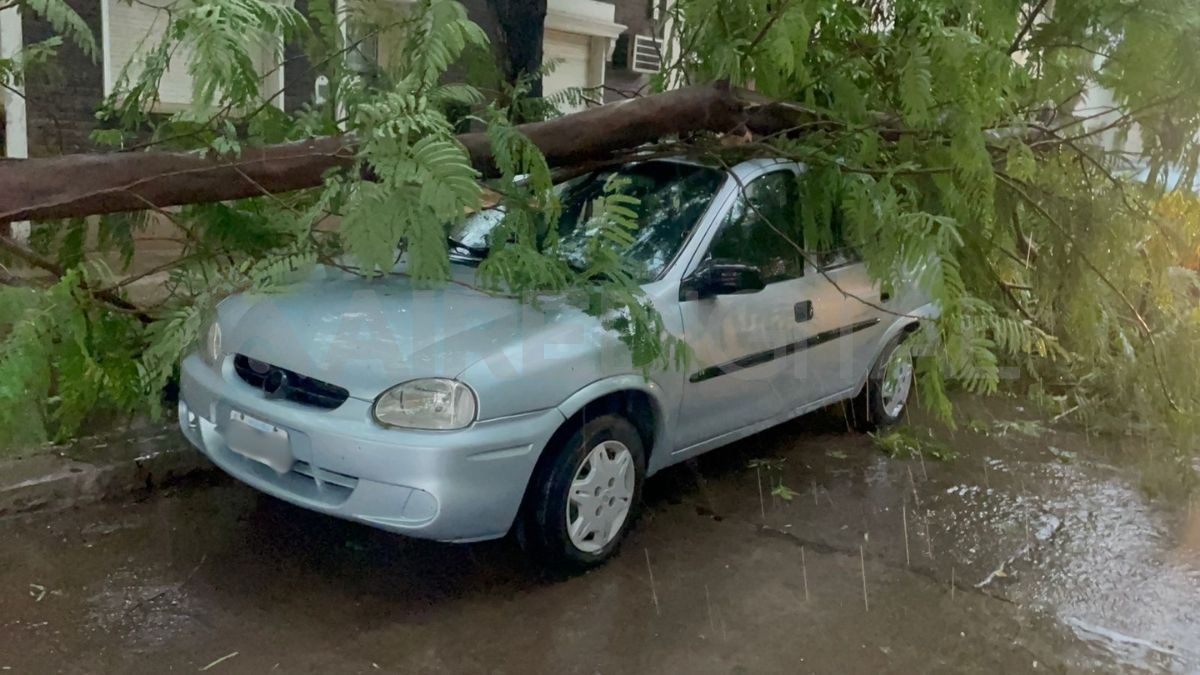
706, 171, 803, 283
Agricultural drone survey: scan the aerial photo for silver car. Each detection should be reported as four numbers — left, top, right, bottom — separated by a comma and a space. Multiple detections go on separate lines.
177, 158, 934, 569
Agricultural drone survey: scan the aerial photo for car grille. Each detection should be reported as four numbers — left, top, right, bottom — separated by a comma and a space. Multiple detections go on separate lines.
233, 354, 350, 410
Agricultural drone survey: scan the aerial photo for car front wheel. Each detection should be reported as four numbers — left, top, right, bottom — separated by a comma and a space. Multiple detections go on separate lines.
521, 414, 645, 571
852, 331, 914, 431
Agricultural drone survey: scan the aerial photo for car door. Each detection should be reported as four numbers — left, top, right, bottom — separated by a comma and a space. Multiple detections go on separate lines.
800, 214, 887, 399
674, 168, 811, 451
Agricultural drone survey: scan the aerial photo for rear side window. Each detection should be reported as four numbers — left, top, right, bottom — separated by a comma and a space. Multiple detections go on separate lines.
705, 170, 804, 283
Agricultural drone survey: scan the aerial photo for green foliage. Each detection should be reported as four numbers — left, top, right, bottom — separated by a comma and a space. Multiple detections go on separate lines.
871, 427, 959, 462
0, 273, 143, 444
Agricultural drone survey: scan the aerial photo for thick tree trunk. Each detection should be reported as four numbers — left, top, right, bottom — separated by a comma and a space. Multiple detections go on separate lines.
0, 82, 751, 224
487, 0, 548, 102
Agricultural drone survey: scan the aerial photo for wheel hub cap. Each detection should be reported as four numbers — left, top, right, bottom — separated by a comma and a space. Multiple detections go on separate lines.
880, 345, 914, 418
566, 440, 635, 553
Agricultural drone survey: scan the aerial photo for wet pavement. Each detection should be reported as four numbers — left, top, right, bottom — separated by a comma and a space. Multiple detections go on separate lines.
1, 399, 1198, 673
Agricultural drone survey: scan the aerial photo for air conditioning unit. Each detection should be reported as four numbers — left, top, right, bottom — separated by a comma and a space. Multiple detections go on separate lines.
611, 33, 664, 74
631, 34, 664, 74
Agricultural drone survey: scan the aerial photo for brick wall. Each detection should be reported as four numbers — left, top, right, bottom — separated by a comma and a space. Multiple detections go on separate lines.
21, 0, 104, 157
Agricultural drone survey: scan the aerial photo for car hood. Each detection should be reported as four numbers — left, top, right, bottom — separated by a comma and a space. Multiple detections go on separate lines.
218, 264, 582, 400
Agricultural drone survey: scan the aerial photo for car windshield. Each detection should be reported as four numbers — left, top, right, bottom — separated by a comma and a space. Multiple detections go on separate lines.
448, 161, 725, 283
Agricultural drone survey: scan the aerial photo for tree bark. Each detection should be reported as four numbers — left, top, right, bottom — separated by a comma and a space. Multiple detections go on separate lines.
486, 0, 548, 102
0, 82, 750, 224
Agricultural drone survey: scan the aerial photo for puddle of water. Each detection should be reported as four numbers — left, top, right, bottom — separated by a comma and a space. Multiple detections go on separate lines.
1067, 617, 1187, 673
675, 400, 1200, 672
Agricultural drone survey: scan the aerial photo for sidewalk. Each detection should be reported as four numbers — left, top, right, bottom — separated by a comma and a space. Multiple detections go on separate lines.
0, 421, 214, 515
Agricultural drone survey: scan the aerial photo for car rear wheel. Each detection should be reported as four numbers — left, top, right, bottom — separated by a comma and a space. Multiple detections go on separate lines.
851, 331, 914, 431
520, 414, 645, 571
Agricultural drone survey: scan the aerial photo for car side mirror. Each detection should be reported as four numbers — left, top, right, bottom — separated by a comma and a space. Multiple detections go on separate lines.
680, 259, 766, 300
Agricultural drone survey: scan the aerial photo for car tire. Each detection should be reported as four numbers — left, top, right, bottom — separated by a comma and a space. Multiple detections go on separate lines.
850, 331, 914, 432
520, 413, 646, 571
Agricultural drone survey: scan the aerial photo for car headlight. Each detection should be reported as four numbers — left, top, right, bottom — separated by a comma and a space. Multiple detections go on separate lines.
202, 319, 222, 368
372, 378, 477, 430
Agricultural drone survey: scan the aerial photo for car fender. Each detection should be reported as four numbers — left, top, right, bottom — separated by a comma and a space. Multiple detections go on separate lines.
855, 302, 940, 393
554, 374, 675, 475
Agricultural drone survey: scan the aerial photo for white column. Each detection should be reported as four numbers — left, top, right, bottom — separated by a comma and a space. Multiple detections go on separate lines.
1, 3, 30, 241
586, 36, 609, 105
662, 0, 682, 91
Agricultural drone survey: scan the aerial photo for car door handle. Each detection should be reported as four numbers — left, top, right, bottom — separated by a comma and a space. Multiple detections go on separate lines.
794, 300, 813, 323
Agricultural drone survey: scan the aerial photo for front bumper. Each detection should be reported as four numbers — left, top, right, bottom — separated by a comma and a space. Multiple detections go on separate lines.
178, 354, 565, 542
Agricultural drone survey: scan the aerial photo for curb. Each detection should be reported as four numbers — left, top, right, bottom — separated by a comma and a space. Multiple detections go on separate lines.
0, 423, 219, 516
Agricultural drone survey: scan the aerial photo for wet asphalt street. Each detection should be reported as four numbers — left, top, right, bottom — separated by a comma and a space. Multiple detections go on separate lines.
2, 400, 1198, 673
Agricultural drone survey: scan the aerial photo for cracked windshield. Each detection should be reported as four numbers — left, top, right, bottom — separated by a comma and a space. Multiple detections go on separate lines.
2, 0, 1199, 672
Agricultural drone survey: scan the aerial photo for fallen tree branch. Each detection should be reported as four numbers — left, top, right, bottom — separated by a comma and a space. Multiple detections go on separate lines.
0, 80, 1083, 227
0, 83, 749, 225
0, 137, 358, 224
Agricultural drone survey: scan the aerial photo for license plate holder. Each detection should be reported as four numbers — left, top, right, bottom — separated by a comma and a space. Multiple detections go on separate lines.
227, 410, 293, 474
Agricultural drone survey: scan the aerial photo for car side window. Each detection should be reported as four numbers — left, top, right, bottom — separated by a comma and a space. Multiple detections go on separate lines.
808, 208, 862, 270
705, 171, 803, 283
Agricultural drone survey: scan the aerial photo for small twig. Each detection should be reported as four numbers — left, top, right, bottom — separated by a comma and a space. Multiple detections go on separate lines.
199, 651, 239, 671
644, 548, 660, 616
746, 0, 795, 53
906, 466, 921, 508
600, 84, 645, 100
924, 514, 934, 560
859, 545, 869, 612
233, 167, 304, 215
1008, 0, 1051, 54
705, 584, 715, 634
800, 546, 810, 601
902, 504, 910, 567
1052, 404, 1080, 423
756, 465, 766, 521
